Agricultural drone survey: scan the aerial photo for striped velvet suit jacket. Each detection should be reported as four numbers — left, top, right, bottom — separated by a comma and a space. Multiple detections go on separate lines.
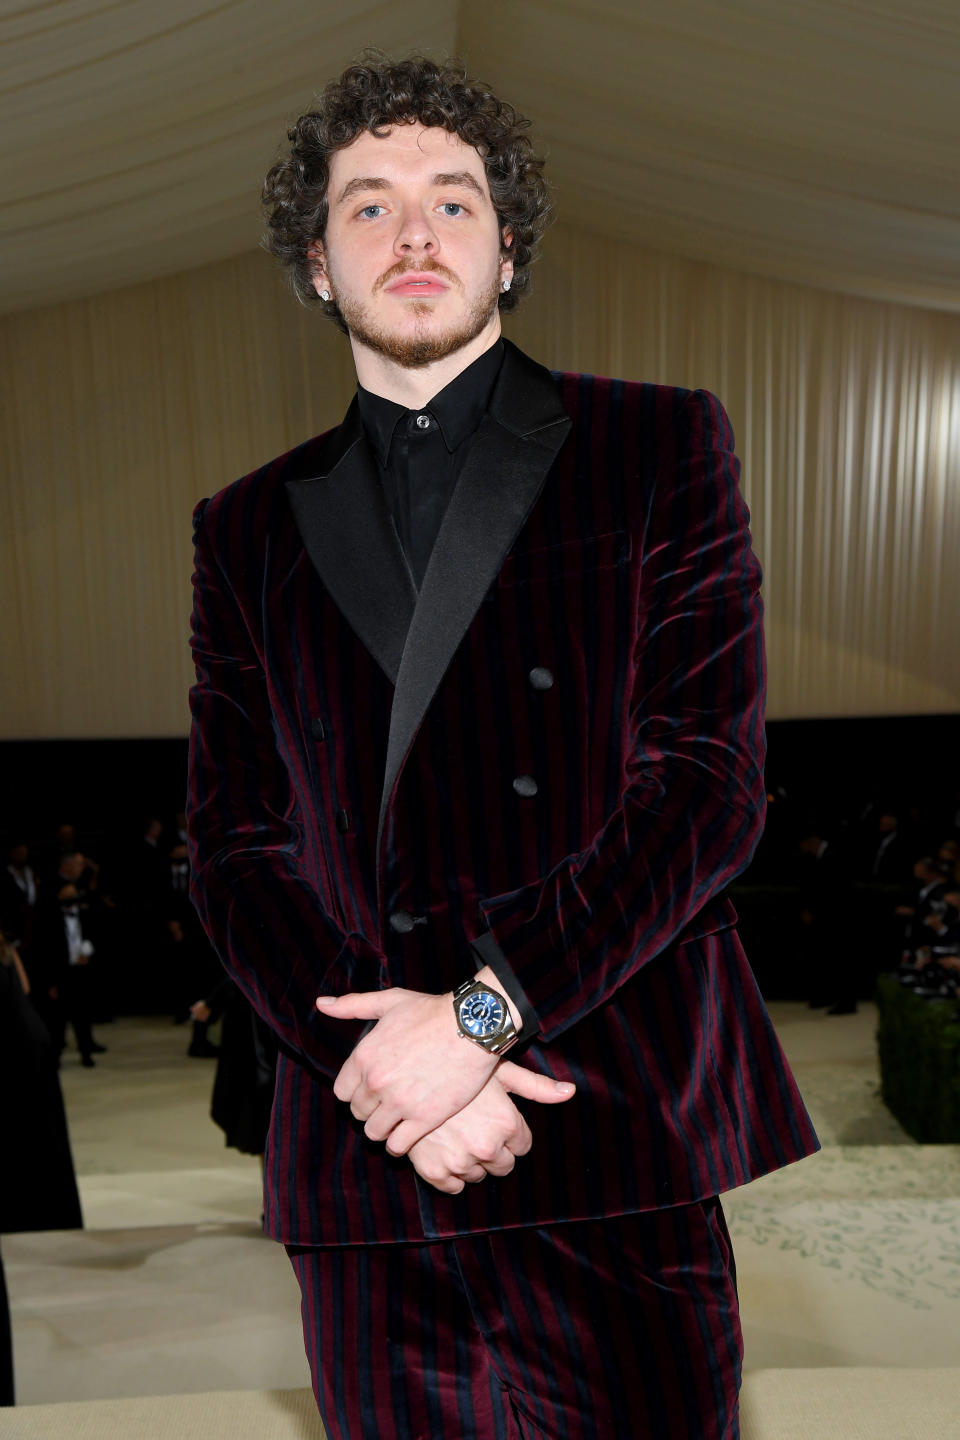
186, 338, 819, 1246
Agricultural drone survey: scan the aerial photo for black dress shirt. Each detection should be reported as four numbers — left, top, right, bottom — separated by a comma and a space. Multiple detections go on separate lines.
356, 337, 537, 1042
356, 338, 504, 590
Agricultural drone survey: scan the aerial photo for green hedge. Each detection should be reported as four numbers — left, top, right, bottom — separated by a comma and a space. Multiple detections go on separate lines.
876, 972, 960, 1142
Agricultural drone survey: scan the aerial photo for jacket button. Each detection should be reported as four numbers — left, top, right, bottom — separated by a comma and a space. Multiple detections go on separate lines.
311, 717, 326, 741
335, 808, 350, 833
512, 775, 538, 798
528, 666, 554, 690
389, 909, 416, 934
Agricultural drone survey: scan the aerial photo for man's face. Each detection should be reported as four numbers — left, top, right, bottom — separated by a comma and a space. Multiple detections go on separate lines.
311, 123, 513, 369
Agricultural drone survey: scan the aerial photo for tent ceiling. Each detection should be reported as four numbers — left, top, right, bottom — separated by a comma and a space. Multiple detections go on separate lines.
1, 0, 958, 316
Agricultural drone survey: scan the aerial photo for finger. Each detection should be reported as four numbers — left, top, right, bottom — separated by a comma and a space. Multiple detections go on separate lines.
480, 1147, 517, 1178
412, 1163, 466, 1195
497, 1061, 576, 1104
315, 989, 405, 1020
364, 1106, 402, 1144
461, 1165, 488, 1184
349, 1094, 379, 1123
506, 1118, 533, 1158
384, 1118, 427, 1158
332, 1058, 362, 1104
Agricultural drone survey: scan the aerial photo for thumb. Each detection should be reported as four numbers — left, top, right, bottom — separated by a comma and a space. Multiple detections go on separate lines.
497, 1061, 576, 1105
314, 988, 402, 1020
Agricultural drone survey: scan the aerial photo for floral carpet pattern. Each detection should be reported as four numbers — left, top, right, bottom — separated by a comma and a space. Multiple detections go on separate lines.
724, 1006, 960, 1359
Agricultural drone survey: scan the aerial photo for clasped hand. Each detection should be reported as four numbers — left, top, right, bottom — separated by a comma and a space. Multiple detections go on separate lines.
315, 986, 575, 1194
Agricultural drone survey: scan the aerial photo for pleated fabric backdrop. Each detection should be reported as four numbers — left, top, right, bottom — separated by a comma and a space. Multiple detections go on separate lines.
2, 222, 958, 738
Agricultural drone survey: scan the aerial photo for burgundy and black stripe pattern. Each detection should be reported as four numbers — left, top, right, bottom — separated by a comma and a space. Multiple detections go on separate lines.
286, 1197, 743, 1439
186, 343, 820, 1247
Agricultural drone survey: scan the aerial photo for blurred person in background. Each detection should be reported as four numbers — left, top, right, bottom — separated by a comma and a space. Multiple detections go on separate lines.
42, 822, 101, 895
165, 839, 223, 1051
32, 861, 107, 1067
190, 978, 278, 1217
798, 828, 858, 1013
894, 857, 949, 960
864, 809, 911, 883
114, 814, 169, 1012
0, 925, 82, 1235
0, 839, 40, 981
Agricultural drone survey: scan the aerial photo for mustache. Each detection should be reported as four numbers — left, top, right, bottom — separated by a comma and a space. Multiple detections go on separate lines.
374, 259, 460, 293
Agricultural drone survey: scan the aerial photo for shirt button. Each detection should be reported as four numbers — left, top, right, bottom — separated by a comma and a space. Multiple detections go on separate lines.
335, 808, 350, 833
389, 909, 416, 933
310, 717, 326, 741
512, 775, 539, 798
528, 667, 555, 690
415, 414, 431, 430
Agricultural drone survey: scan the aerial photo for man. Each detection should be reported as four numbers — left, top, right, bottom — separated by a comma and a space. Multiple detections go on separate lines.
187, 55, 819, 1440
798, 829, 858, 1013
1, 840, 40, 970
33, 859, 106, 1067
118, 815, 170, 1012
895, 856, 949, 960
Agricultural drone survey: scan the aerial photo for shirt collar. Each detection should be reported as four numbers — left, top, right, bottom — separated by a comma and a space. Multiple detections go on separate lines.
356, 338, 504, 467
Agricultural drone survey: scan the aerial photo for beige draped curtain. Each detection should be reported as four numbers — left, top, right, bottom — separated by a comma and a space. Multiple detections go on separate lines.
2, 224, 958, 738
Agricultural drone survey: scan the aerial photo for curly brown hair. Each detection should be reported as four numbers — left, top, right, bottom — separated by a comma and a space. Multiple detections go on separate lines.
261, 53, 552, 331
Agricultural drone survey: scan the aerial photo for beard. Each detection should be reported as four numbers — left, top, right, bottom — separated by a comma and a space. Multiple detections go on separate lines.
331, 266, 502, 369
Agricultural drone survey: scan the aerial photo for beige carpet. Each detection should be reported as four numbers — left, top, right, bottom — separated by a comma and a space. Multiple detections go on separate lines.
4, 1003, 959, 1416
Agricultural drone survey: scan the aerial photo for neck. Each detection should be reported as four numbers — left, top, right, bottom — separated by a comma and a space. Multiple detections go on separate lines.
350, 317, 502, 409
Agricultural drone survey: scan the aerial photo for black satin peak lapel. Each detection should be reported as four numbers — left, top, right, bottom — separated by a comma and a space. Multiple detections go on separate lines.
284, 398, 417, 686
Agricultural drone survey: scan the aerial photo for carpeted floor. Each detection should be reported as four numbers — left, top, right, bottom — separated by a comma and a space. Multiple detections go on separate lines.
4, 1003, 959, 1405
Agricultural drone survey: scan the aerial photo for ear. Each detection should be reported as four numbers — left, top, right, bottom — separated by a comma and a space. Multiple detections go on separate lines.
500, 225, 515, 288
306, 239, 330, 298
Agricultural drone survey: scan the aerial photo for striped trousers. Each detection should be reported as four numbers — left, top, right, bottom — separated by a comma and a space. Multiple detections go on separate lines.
286, 1196, 742, 1440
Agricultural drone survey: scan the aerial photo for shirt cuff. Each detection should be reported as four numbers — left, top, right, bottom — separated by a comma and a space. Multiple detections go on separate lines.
470, 933, 540, 1043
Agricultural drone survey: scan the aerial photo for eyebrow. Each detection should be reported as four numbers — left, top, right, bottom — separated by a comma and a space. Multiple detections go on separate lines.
335, 171, 485, 207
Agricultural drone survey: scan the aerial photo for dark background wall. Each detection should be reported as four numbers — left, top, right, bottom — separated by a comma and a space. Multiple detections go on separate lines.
3, 715, 958, 1005
2, 715, 957, 862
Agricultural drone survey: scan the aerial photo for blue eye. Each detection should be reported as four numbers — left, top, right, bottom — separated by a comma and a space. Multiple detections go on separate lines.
440, 203, 464, 216
359, 205, 385, 219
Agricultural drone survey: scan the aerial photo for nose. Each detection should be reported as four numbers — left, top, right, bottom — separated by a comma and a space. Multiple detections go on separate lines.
392, 205, 439, 260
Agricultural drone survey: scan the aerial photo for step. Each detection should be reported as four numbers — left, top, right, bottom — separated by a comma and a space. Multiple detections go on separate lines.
2, 1369, 957, 1439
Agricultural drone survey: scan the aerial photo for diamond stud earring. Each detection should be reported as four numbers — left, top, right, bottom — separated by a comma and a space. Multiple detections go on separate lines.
501, 279, 511, 292
319, 289, 331, 302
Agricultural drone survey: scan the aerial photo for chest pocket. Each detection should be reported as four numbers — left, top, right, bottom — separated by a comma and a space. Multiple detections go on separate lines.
496, 529, 632, 589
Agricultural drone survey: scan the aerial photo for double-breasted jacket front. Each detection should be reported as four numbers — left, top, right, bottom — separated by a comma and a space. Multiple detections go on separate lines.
186, 339, 819, 1246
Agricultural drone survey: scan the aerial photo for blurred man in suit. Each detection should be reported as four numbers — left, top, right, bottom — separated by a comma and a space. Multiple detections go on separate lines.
798, 829, 858, 1012
34, 857, 106, 1067
1, 840, 40, 977
187, 54, 819, 1440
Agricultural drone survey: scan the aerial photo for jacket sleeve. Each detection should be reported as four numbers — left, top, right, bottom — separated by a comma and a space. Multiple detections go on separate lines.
473, 388, 767, 1044
186, 494, 386, 1080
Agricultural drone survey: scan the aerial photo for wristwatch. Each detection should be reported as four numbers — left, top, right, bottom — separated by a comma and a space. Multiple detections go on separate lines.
452, 977, 518, 1055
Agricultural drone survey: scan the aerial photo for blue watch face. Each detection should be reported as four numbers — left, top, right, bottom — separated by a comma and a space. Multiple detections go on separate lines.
459, 990, 505, 1038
